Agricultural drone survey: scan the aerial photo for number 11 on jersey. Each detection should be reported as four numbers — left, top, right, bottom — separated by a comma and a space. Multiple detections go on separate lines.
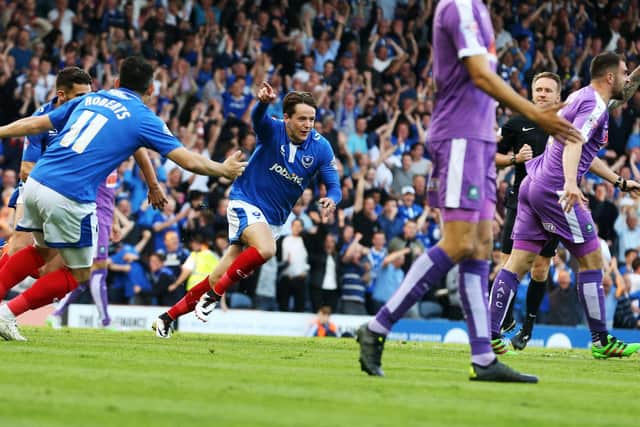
60, 110, 109, 154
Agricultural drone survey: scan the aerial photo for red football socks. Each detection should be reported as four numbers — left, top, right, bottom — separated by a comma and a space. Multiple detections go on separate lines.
165, 246, 268, 320
213, 246, 266, 296
0, 246, 45, 301
0, 252, 10, 271
7, 268, 78, 316
167, 278, 211, 320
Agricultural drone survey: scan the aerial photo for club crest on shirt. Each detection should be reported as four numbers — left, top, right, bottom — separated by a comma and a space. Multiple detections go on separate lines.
467, 185, 479, 201
302, 155, 314, 168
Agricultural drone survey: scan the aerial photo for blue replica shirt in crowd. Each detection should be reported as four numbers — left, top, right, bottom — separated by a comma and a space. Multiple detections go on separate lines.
229, 102, 342, 226
30, 88, 182, 203
22, 97, 58, 163
222, 92, 253, 119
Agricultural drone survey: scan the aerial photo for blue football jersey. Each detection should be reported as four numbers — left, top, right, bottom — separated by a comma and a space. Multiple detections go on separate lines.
30, 88, 182, 203
229, 102, 341, 226
22, 97, 58, 163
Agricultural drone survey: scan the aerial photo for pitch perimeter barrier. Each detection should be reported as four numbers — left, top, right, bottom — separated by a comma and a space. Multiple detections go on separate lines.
66, 304, 640, 349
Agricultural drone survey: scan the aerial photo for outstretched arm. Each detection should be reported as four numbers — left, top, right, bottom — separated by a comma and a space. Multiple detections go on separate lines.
251, 81, 277, 144
166, 148, 247, 180
590, 157, 640, 196
0, 115, 53, 138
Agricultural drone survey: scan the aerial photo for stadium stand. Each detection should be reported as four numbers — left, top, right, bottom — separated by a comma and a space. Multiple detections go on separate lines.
0, 0, 639, 329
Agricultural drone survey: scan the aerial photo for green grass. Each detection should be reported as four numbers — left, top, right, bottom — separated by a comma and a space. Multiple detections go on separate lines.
0, 328, 637, 427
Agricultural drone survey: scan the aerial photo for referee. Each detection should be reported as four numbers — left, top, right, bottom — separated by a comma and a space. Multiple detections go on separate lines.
494, 72, 562, 351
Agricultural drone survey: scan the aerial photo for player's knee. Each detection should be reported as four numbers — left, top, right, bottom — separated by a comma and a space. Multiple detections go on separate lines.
452, 239, 476, 260
255, 243, 276, 261
577, 250, 602, 271
474, 235, 493, 259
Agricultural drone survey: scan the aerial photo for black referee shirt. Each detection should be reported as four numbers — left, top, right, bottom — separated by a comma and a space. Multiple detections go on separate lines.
498, 115, 549, 190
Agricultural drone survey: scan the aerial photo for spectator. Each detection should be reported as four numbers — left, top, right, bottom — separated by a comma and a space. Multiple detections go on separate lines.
547, 270, 582, 326
615, 202, 640, 262
278, 219, 310, 312
0, 169, 16, 194
365, 230, 387, 311
408, 142, 431, 177
388, 219, 424, 274
377, 197, 404, 243
151, 197, 189, 252
48, 0, 76, 44
306, 306, 338, 337
222, 75, 254, 120
282, 198, 314, 236
148, 252, 178, 306
370, 247, 410, 313
619, 249, 638, 276
351, 177, 380, 247
346, 116, 368, 156
157, 230, 190, 280
397, 185, 423, 222
339, 232, 370, 315
170, 235, 219, 294
390, 153, 415, 196
625, 257, 640, 295
108, 231, 153, 305
308, 223, 340, 313
255, 257, 279, 311
9, 29, 32, 73
589, 183, 618, 246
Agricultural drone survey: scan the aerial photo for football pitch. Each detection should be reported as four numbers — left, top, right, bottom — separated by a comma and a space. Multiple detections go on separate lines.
0, 328, 637, 427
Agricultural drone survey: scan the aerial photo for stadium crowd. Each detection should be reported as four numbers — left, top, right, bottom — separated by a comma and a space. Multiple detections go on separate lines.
0, 0, 639, 329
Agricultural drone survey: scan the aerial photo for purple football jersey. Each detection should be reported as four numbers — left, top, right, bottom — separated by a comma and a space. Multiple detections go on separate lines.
428, 0, 498, 142
526, 86, 608, 190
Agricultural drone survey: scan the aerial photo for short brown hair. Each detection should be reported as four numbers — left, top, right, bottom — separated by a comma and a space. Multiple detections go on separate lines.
532, 72, 561, 92
282, 91, 317, 117
590, 52, 623, 80
56, 66, 92, 91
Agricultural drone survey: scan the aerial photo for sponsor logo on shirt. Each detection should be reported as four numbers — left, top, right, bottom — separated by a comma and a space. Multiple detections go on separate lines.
269, 163, 304, 186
